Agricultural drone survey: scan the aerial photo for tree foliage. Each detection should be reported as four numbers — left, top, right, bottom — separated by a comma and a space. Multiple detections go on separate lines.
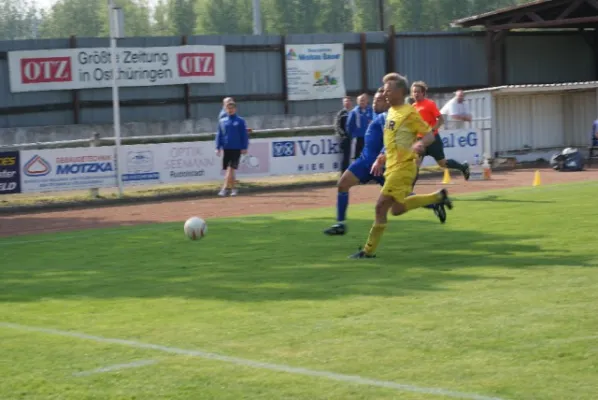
0, 0, 531, 40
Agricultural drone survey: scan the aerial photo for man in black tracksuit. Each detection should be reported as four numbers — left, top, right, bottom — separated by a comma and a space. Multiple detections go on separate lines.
335, 96, 353, 174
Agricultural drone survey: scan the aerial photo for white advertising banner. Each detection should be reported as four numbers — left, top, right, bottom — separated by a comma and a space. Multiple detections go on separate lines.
285, 43, 346, 101
270, 135, 342, 175
20, 147, 117, 193
8, 45, 226, 93
420, 129, 482, 168
119, 141, 221, 186
119, 144, 163, 186
159, 142, 221, 184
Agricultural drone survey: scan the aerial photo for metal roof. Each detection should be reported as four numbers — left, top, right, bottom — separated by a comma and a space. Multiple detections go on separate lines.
463, 81, 598, 95
452, 0, 554, 27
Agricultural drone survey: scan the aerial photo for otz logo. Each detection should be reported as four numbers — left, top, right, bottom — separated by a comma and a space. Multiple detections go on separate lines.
272, 141, 296, 158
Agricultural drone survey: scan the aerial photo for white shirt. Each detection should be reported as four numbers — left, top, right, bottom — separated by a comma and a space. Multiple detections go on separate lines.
440, 98, 471, 129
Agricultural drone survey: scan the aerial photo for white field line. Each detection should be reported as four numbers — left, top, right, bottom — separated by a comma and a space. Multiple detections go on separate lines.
548, 335, 598, 344
1, 180, 593, 247
72, 359, 157, 376
1, 322, 505, 400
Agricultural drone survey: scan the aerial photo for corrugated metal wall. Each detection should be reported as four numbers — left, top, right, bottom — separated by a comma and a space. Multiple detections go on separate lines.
563, 90, 597, 146
494, 91, 596, 153
394, 33, 487, 89
0, 31, 595, 129
505, 34, 594, 84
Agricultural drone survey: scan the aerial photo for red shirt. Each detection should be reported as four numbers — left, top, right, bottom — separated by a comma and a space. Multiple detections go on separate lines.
413, 98, 441, 137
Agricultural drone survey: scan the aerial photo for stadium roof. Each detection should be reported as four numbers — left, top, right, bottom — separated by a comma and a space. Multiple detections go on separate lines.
452, 0, 598, 30
463, 81, 598, 94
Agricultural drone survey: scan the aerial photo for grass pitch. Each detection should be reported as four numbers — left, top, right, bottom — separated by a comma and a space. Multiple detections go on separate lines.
1, 182, 597, 400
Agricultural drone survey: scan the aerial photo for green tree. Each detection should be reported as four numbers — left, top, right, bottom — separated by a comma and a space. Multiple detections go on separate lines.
168, 0, 196, 35
318, 0, 353, 33
152, 0, 170, 36
39, 0, 151, 39
352, 0, 379, 31
0, 0, 41, 40
196, 0, 252, 35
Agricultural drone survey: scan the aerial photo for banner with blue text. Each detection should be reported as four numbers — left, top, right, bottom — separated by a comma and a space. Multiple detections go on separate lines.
420, 129, 482, 168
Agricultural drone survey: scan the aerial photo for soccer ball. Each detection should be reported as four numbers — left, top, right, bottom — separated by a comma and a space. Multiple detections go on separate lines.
184, 217, 207, 240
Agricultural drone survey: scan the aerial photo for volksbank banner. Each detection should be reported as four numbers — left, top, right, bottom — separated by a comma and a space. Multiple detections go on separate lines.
7, 45, 226, 93
3, 130, 481, 194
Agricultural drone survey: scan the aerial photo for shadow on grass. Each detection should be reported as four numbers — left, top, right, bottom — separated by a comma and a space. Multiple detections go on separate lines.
0, 214, 592, 303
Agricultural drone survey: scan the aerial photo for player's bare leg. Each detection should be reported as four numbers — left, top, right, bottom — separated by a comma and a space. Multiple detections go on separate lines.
229, 167, 238, 196
325, 170, 360, 235
349, 194, 393, 258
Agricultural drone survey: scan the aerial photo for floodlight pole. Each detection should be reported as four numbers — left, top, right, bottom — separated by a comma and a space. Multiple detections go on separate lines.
108, 0, 125, 198
252, 0, 262, 35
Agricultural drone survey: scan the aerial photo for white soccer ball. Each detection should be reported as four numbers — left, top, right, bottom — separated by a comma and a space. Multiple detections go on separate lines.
184, 217, 207, 240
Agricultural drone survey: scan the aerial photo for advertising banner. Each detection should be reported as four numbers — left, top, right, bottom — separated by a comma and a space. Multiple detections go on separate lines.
270, 135, 342, 174
420, 129, 482, 168
120, 144, 162, 186
0, 151, 21, 194
20, 147, 117, 193
8, 45, 226, 93
285, 43, 346, 101
159, 142, 221, 184
222, 140, 271, 178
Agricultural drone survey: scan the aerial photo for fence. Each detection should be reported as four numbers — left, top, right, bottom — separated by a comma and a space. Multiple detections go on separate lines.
0, 29, 594, 130
0, 124, 486, 197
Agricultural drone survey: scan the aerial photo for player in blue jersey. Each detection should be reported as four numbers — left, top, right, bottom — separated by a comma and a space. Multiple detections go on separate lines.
324, 89, 387, 235
324, 88, 445, 236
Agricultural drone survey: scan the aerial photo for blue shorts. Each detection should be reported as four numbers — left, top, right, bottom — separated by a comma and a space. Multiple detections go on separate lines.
347, 157, 385, 185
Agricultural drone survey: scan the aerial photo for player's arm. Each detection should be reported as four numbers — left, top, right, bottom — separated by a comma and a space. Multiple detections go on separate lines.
240, 118, 249, 154
215, 121, 224, 156
431, 103, 444, 131
410, 113, 434, 154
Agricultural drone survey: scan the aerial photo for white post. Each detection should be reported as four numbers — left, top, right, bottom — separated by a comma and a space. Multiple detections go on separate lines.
109, 0, 125, 197
252, 0, 262, 35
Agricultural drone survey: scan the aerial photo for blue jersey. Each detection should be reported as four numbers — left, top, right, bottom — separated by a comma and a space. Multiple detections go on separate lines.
346, 105, 374, 139
215, 114, 249, 150
359, 112, 386, 163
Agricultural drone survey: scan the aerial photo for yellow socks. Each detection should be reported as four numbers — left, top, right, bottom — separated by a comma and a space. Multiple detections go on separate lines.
405, 192, 441, 211
363, 223, 386, 255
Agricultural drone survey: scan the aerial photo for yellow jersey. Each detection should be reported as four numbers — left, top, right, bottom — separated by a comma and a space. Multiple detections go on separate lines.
383, 104, 431, 173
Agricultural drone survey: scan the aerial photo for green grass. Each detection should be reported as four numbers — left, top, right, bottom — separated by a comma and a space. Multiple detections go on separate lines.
1, 182, 598, 400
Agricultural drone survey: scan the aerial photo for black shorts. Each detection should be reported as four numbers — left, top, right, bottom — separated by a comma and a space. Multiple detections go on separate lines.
222, 149, 242, 170
424, 134, 446, 161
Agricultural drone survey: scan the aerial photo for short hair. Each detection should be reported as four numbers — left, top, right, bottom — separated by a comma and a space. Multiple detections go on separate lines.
383, 73, 409, 92
376, 86, 384, 93
411, 81, 428, 94
342, 96, 352, 101
222, 97, 234, 105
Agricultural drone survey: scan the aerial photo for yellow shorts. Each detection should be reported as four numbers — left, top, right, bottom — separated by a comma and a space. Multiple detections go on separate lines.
381, 162, 417, 203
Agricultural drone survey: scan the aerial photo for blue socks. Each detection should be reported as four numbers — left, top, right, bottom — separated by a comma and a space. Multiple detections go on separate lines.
409, 192, 435, 209
337, 192, 349, 222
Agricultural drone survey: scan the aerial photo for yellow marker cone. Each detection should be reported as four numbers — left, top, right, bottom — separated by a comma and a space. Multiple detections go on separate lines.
532, 170, 541, 186
442, 168, 452, 184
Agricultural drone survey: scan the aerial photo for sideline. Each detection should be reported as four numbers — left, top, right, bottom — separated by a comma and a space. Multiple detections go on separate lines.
1, 322, 505, 400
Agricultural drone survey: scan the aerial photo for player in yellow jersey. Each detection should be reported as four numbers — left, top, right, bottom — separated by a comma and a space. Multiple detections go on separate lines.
349, 73, 453, 259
